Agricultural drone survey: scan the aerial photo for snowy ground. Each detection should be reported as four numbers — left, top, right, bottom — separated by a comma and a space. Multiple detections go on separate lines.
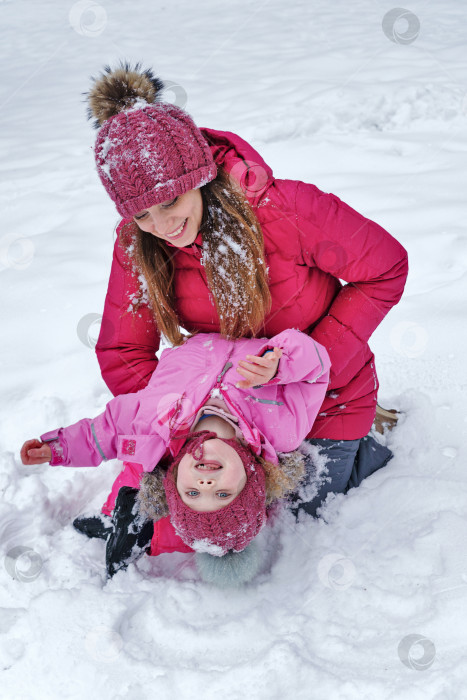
1, 0, 467, 698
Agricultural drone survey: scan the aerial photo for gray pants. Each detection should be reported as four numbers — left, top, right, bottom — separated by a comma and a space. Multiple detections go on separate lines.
289, 434, 393, 517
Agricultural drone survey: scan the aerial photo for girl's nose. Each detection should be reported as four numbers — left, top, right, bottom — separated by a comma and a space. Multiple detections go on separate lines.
197, 478, 215, 487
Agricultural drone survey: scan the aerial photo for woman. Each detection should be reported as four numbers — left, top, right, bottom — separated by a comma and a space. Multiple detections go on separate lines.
87, 62, 408, 520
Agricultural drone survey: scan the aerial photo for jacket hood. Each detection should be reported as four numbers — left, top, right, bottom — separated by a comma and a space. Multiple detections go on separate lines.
200, 127, 274, 204
129, 127, 275, 252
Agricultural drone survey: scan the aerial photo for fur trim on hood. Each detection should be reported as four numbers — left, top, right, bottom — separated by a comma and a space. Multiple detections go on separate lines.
136, 468, 169, 522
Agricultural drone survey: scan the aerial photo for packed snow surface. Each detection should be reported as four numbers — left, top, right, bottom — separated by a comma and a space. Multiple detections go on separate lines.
1, 1, 466, 698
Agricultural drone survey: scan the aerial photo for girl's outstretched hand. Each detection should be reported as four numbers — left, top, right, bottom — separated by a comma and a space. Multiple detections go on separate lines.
20, 439, 52, 465
236, 347, 283, 389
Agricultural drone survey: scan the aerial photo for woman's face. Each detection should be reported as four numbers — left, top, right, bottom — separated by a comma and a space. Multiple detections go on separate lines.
176, 438, 247, 512
133, 189, 203, 247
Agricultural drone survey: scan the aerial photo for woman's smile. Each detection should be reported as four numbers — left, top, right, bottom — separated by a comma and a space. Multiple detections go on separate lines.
165, 218, 188, 239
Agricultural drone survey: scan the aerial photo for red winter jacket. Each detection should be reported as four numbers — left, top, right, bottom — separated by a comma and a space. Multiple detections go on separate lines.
96, 128, 408, 440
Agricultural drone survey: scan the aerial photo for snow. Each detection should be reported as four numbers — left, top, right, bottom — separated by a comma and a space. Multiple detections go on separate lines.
1, 0, 467, 698
223, 235, 248, 260
190, 539, 225, 556
127, 97, 151, 113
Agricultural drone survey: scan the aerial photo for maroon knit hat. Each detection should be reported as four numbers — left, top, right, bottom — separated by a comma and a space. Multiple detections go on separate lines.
88, 64, 217, 219
164, 432, 267, 556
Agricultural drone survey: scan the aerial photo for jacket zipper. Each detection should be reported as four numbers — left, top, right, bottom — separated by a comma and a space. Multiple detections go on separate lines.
169, 357, 235, 440
216, 361, 232, 382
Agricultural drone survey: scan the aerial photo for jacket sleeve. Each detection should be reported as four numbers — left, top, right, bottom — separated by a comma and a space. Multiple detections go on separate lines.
40, 391, 165, 471
95, 221, 161, 397
253, 329, 330, 387
295, 182, 409, 385
40, 413, 117, 468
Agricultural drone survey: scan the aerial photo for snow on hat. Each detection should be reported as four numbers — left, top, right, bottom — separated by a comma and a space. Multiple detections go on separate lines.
86, 62, 217, 219
163, 431, 267, 556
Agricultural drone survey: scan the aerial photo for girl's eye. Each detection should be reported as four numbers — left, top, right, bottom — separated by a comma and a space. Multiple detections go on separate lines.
134, 212, 147, 221
217, 492, 230, 499
186, 490, 199, 498
161, 196, 179, 209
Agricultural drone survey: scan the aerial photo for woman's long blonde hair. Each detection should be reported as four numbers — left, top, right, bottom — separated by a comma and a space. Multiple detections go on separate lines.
124, 166, 271, 345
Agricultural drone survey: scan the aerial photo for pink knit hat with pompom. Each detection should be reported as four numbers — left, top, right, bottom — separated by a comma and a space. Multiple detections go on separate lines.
87, 63, 217, 219
164, 432, 267, 556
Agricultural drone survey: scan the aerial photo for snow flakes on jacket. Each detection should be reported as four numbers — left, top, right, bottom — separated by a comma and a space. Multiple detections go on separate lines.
41, 330, 330, 472
95, 129, 408, 440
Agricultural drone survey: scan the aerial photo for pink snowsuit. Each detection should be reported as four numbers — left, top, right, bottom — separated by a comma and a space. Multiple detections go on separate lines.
41, 330, 330, 553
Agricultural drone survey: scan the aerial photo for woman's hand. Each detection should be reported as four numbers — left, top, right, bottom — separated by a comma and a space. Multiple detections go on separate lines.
236, 347, 283, 389
20, 439, 52, 465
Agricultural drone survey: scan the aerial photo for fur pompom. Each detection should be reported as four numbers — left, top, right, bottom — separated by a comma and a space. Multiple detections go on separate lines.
196, 541, 262, 587
86, 61, 165, 128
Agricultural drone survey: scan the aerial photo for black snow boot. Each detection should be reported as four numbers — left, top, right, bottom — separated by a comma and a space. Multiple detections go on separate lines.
106, 486, 154, 579
73, 513, 113, 540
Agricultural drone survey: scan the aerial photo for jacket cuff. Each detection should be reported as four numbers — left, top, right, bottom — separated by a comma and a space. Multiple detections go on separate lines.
40, 430, 68, 466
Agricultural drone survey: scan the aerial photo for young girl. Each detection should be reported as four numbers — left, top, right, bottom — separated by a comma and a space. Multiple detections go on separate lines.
21, 329, 331, 584
83, 62, 405, 519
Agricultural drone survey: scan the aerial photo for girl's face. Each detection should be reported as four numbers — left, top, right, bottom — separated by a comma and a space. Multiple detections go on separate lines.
133, 189, 203, 248
176, 438, 247, 512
